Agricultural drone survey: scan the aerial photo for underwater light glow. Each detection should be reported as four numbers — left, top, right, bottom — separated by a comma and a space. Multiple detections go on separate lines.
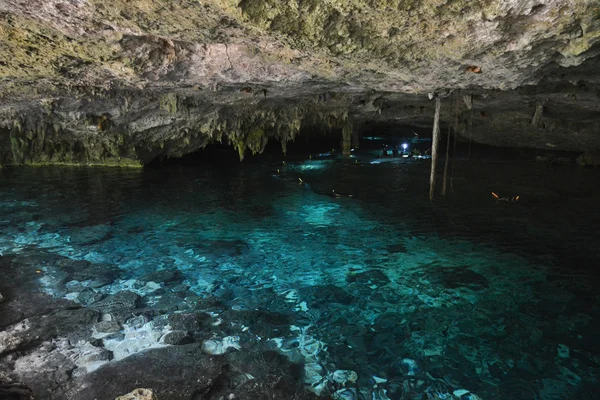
402, 143, 408, 150
299, 161, 329, 171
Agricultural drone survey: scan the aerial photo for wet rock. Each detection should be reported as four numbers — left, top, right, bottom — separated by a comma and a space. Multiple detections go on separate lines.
79, 342, 113, 364
333, 388, 357, 400
65, 280, 85, 292
74, 290, 104, 306
90, 291, 140, 321
94, 321, 122, 335
331, 370, 358, 385
115, 388, 156, 400
0, 382, 35, 400
125, 315, 149, 330
167, 312, 206, 331
577, 151, 600, 167
453, 389, 483, 400
307, 285, 355, 307
201, 336, 241, 355
229, 372, 255, 388
68, 224, 112, 246
160, 330, 192, 345
400, 358, 421, 376
0, 320, 30, 355
138, 269, 183, 285
56, 259, 118, 289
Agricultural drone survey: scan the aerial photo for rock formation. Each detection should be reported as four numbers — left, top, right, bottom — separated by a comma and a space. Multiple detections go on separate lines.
1, 0, 599, 166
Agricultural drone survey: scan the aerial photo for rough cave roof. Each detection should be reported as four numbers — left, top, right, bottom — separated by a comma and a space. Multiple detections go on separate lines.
0, 0, 599, 165
1, 0, 599, 94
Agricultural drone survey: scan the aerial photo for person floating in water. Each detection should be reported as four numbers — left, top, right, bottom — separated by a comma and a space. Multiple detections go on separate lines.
330, 189, 354, 199
492, 192, 520, 203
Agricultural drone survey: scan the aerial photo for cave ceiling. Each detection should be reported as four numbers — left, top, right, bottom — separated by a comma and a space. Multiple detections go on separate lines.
0, 0, 599, 165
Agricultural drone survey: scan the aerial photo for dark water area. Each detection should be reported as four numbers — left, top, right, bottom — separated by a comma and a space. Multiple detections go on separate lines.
1, 146, 599, 400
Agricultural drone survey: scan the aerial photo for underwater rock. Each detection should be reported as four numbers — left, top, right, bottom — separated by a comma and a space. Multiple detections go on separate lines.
230, 372, 255, 389
331, 370, 358, 385
439, 267, 489, 291
333, 388, 357, 400
78, 341, 113, 369
67, 224, 112, 246
304, 362, 327, 395
453, 389, 483, 400
347, 269, 390, 286
72, 290, 104, 306
371, 388, 392, 400
93, 321, 122, 336
160, 330, 192, 345
90, 291, 140, 322
401, 358, 421, 376
56, 259, 119, 289
115, 388, 156, 400
167, 312, 205, 331
201, 336, 241, 355
138, 269, 183, 284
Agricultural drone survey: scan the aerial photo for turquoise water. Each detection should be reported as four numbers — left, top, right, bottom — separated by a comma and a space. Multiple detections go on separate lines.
1, 151, 599, 399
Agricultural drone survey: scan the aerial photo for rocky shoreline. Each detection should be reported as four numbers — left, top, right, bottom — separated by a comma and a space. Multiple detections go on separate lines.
0, 253, 318, 400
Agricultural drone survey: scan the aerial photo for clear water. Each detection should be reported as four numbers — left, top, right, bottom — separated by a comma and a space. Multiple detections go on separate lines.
1, 151, 599, 399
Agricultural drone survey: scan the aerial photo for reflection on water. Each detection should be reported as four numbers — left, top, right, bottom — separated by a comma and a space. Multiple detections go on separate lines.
1, 152, 599, 399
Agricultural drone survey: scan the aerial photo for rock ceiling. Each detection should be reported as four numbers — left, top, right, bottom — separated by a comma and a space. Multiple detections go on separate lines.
0, 0, 599, 165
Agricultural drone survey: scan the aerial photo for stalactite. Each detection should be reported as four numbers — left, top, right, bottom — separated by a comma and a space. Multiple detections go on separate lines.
451, 90, 460, 192
342, 122, 352, 156
531, 104, 544, 127
467, 95, 474, 160
442, 93, 453, 196
429, 96, 441, 202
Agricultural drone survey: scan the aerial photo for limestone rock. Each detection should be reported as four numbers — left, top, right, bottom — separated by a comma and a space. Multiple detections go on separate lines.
90, 291, 140, 322
160, 330, 192, 345
577, 151, 600, 167
115, 388, 156, 400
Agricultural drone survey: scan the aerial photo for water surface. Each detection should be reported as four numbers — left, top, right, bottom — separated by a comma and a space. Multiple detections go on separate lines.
1, 151, 599, 399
